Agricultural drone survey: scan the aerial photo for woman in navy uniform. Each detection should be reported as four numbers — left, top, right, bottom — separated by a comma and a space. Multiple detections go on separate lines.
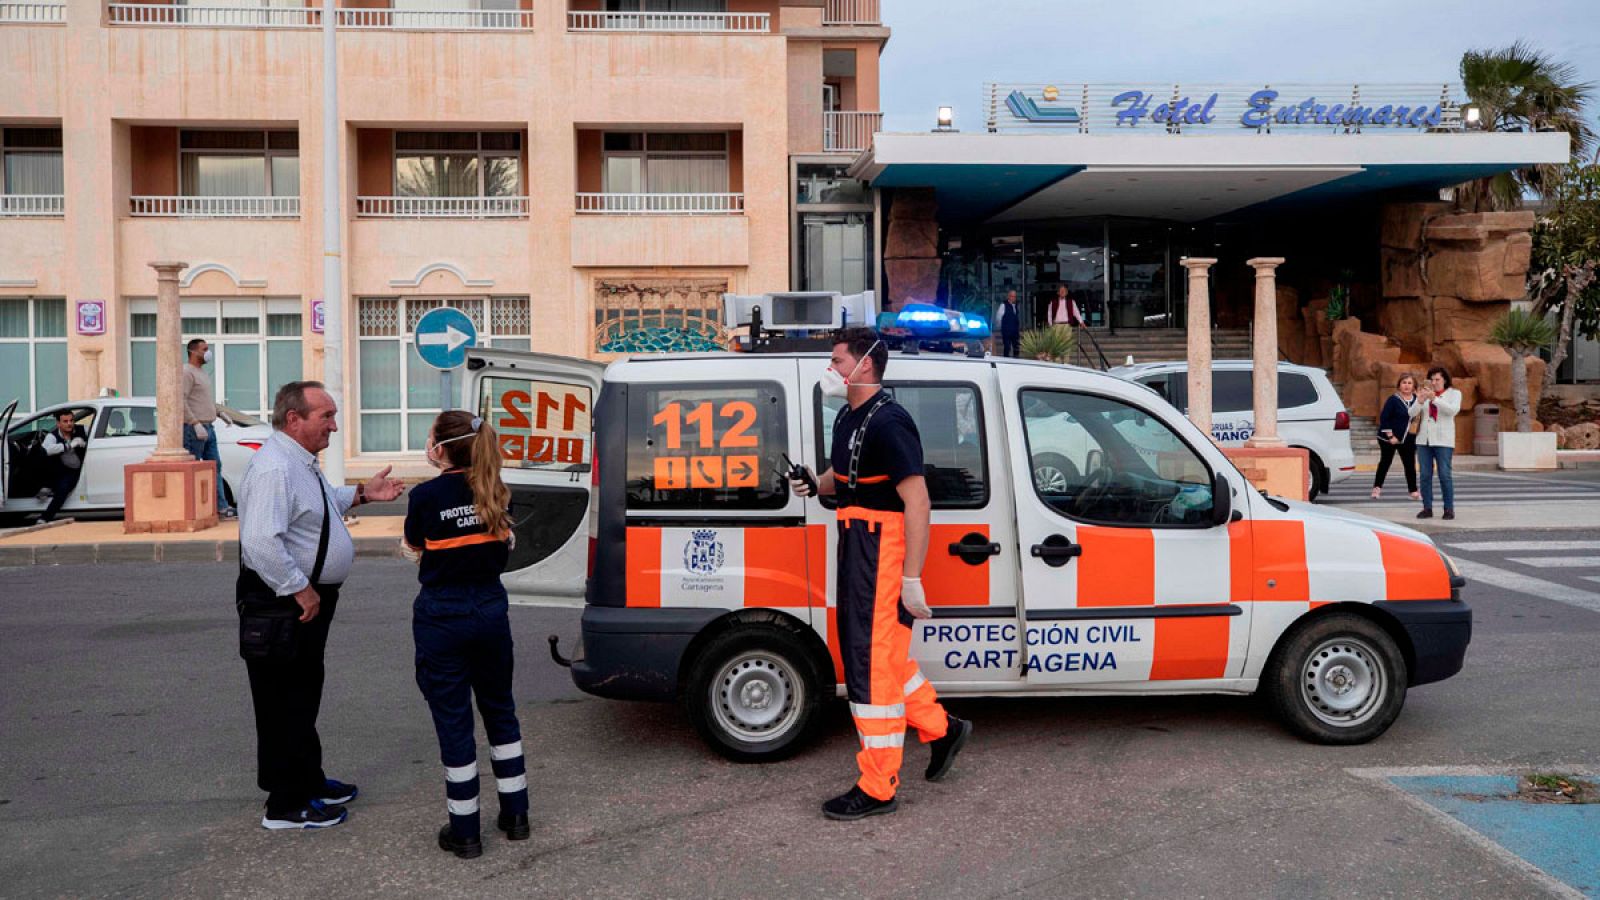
401, 410, 529, 859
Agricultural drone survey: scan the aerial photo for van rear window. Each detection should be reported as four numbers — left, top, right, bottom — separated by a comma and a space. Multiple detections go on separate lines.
479, 376, 593, 472
625, 381, 788, 510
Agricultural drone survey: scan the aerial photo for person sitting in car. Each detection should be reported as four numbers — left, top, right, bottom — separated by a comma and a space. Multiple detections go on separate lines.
39, 410, 87, 522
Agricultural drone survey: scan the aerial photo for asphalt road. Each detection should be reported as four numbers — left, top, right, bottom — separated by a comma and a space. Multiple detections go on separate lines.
2, 528, 1598, 898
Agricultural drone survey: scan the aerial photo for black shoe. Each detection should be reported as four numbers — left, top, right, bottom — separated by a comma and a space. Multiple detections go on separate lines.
438, 824, 483, 859
926, 715, 972, 782
1416, 510, 1433, 519
498, 811, 530, 841
1442, 510, 1455, 520
261, 803, 347, 830
821, 786, 897, 821
316, 778, 358, 805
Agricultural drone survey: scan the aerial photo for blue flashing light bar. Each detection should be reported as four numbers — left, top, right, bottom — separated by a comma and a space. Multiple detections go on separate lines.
892, 303, 991, 339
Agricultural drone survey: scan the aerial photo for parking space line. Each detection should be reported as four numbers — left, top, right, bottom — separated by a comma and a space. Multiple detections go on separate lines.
1453, 559, 1600, 615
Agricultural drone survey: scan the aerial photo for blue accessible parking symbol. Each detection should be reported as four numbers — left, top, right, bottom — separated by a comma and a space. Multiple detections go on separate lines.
413, 306, 478, 371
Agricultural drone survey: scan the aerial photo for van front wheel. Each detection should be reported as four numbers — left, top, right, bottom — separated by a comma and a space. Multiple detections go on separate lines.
683, 624, 825, 762
1263, 614, 1407, 744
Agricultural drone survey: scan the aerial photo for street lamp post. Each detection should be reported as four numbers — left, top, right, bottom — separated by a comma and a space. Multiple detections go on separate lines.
319, 0, 346, 486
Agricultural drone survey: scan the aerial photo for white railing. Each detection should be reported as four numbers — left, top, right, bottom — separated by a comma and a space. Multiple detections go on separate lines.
575, 192, 744, 215
823, 0, 879, 25
336, 7, 532, 30
130, 196, 300, 218
823, 110, 882, 153
108, 3, 318, 27
356, 195, 528, 218
984, 82, 1470, 135
567, 10, 769, 33
0, 195, 64, 216
0, 2, 65, 23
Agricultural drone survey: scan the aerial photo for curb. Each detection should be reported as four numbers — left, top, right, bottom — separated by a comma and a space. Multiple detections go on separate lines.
0, 537, 401, 569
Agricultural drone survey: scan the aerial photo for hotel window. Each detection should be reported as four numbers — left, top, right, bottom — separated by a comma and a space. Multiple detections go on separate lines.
0, 298, 68, 414
603, 0, 727, 9
795, 163, 874, 295
179, 130, 299, 197
394, 131, 522, 198
129, 298, 303, 415
601, 132, 729, 194
356, 296, 531, 453
1, 127, 65, 197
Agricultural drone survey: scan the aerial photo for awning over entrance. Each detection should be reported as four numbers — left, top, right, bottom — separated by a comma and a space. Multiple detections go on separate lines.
850, 131, 1571, 224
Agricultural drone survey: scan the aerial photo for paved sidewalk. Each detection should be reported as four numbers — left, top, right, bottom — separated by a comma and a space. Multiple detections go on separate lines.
0, 516, 405, 567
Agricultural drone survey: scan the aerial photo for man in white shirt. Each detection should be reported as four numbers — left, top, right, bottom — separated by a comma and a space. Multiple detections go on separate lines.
39, 410, 87, 522
237, 380, 403, 829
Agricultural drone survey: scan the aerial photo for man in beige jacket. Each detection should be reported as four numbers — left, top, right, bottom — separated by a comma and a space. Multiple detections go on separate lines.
183, 338, 235, 518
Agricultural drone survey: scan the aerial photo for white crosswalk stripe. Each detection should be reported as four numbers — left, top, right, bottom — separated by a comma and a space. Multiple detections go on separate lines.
1506, 556, 1600, 569
1446, 541, 1600, 552
1453, 559, 1600, 615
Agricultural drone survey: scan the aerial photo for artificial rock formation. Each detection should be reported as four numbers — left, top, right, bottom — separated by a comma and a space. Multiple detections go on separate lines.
884, 188, 941, 311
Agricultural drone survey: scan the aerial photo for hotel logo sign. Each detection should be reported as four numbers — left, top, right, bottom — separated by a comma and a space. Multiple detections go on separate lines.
1112, 89, 1444, 130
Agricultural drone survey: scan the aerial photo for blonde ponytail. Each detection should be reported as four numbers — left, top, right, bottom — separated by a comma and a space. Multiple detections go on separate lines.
467, 420, 511, 538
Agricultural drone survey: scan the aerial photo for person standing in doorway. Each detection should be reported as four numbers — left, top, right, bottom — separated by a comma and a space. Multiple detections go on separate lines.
997, 291, 1021, 358
237, 380, 405, 830
1414, 366, 1461, 520
1048, 285, 1084, 327
401, 410, 530, 860
789, 327, 972, 821
1371, 373, 1420, 501
38, 410, 87, 522
184, 338, 235, 519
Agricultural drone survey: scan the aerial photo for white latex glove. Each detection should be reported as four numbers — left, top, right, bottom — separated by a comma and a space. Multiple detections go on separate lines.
398, 540, 421, 565
901, 577, 932, 620
192, 422, 208, 440
70, 437, 86, 449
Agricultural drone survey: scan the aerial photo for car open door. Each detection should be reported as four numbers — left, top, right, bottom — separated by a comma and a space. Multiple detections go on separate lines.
466, 349, 606, 606
0, 399, 16, 510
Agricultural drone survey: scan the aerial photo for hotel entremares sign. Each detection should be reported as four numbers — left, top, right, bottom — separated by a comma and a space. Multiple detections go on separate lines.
1111, 89, 1443, 129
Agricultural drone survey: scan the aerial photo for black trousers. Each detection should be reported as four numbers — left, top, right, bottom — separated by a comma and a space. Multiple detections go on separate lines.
42, 460, 81, 521
244, 584, 340, 815
1374, 439, 1417, 492
1001, 335, 1020, 358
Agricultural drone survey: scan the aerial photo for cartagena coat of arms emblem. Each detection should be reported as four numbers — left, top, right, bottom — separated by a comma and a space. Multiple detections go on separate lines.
683, 529, 725, 576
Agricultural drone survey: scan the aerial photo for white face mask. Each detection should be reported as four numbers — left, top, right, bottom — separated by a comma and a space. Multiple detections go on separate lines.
820, 342, 881, 399
425, 431, 475, 469
202, 348, 214, 365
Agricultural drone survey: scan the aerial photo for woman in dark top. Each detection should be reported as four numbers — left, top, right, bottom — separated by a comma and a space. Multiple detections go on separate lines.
1372, 373, 1420, 500
402, 410, 528, 859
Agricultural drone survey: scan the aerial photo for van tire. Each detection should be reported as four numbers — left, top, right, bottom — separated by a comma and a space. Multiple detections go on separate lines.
1306, 455, 1327, 501
683, 624, 825, 763
1263, 613, 1408, 745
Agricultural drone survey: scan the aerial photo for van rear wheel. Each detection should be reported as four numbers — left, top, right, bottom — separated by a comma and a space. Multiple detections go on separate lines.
1263, 613, 1407, 744
683, 624, 825, 762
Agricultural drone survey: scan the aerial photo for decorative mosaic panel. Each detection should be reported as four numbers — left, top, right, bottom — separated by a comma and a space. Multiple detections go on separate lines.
593, 279, 730, 354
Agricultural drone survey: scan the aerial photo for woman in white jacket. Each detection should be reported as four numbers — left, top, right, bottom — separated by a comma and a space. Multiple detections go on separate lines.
1412, 366, 1462, 520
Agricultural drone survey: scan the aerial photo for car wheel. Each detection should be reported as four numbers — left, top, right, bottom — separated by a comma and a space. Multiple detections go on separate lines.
1031, 452, 1080, 494
1262, 613, 1408, 745
1306, 455, 1327, 501
683, 623, 826, 763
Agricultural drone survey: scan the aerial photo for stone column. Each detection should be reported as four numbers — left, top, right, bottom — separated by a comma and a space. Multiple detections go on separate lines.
148, 261, 191, 461
1180, 258, 1217, 437
1246, 257, 1287, 448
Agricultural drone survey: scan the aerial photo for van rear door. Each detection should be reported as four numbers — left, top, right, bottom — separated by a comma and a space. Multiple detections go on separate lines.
466, 349, 605, 606
0, 399, 15, 510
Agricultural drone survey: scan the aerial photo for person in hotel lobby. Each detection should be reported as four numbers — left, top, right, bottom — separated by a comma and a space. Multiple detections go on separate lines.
1413, 366, 1462, 520
1371, 372, 1421, 501
997, 290, 1021, 357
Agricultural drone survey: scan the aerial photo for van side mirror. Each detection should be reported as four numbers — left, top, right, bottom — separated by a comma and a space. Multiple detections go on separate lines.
1210, 472, 1233, 527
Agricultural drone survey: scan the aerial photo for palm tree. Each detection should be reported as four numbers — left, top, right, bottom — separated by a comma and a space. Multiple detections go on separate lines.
1488, 309, 1557, 432
1458, 42, 1595, 210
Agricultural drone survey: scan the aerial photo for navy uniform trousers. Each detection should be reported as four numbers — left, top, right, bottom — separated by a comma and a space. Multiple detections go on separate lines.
413, 582, 529, 838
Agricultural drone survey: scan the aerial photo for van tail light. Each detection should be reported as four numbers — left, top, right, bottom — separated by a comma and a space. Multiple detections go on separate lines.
1334, 411, 1350, 431
587, 447, 599, 580
238, 440, 264, 451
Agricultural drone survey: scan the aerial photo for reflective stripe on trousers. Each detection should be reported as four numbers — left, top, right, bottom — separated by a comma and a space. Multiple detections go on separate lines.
836, 506, 949, 801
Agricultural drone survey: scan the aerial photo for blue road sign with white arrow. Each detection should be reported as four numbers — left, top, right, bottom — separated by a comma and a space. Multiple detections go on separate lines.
413, 306, 478, 370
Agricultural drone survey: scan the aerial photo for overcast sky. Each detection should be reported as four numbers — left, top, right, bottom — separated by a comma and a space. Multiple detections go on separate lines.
879, 0, 1600, 136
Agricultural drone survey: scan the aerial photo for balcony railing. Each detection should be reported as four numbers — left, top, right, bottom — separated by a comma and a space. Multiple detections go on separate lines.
0, 195, 64, 216
356, 196, 529, 218
822, 110, 882, 153
0, 1, 65, 23
130, 196, 300, 218
108, 3, 317, 27
823, 0, 879, 25
336, 7, 533, 30
575, 192, 744, 215
567, 10, 769, 33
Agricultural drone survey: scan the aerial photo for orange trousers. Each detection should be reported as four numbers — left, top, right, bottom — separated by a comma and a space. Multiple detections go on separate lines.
836, 506, 948, 800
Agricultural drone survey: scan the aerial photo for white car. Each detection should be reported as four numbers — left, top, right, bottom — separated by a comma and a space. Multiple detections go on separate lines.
1109, 360, 1355, 500
1, 397, 270, 521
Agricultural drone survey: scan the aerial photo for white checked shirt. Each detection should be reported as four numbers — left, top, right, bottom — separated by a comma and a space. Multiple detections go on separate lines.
238, 431, 358, 595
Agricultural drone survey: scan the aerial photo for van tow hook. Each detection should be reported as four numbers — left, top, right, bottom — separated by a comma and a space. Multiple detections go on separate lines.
547, 635, 573, 668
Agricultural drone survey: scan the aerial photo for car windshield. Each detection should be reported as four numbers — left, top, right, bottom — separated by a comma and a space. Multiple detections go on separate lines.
217, 406, 263, 427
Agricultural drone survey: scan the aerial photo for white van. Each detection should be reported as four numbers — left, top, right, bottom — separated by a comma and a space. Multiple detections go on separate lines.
1109, 360, 1356, 500
466, 348, 1469, 761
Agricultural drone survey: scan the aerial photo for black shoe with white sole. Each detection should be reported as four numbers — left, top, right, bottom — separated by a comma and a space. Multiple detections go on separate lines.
822, 786, 897, 821
261, 803, 347, 830
925, 714, 972, 782
438, 824, 484, 859
316, 778, 358, 805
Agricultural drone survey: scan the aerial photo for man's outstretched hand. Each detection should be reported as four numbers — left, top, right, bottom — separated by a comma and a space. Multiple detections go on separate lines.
363, 465, 405, 503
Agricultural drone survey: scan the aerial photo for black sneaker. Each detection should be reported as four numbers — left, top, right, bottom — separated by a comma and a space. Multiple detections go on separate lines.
1416, 510, 1433, 519
438, 824, 483, 859
822, 786, 897, 821
262, 803, 347, 830
316, 778, 358, 805
1442, 510, 1455, 520
498, 811, 531, 841
925, 715, 972, 782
